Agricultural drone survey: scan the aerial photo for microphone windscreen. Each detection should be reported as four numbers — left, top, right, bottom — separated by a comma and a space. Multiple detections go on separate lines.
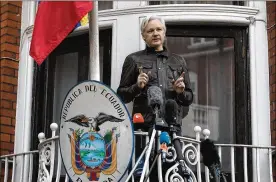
164, 99, 178, 125
160, 131, 171, 145
133, 113, 144, 123
147, 86, 163, 109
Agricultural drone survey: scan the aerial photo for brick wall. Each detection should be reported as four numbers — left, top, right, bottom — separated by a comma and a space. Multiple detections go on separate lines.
267, 1, 276, 181
0, 1, 21, 155
0, 2, 21, 181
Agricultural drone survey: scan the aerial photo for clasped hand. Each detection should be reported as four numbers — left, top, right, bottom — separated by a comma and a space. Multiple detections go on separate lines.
172, 72, 185, 94
137, 71, 150, 89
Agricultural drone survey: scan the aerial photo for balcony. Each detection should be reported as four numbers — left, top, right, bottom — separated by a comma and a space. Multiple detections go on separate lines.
0, 123, 275, 182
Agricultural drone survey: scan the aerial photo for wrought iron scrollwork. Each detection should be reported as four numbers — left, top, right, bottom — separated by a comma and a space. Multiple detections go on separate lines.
37, 123, 58, 182
182, 143, 198, 166
165, 130, 201, 182
40, 144, 52, 165
166, 146, 177, 163
165, 144, 198, 182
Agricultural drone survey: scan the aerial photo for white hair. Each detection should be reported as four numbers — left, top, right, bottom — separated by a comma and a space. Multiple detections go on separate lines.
140, 15, 166, 34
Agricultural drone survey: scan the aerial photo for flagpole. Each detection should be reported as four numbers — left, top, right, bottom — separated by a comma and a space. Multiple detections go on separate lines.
88, 1, 100, 81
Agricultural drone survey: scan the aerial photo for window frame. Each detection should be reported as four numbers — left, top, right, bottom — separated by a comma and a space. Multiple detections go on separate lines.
166, 25, 251, 181
166, 25, 251, 144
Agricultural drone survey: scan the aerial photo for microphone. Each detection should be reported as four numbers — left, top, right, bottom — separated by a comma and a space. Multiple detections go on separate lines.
147, 86, 168, 130
164, 99, 190, 178
159, 131, 171, 162
133, 113, 144, 124
164, 99, 178, 126
147, 86, 163, 110
200, 139, 223, 182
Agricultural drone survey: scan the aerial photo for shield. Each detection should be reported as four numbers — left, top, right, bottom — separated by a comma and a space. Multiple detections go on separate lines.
59, 80, 134, 182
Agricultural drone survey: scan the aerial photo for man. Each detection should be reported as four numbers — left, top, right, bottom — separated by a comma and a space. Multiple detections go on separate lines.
117, 15, 193, 180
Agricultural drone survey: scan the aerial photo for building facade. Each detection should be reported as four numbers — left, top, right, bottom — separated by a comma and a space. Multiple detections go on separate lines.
1, 1, 276, 181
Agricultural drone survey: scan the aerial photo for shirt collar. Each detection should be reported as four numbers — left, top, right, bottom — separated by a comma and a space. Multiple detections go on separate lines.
144, 45, 169, 58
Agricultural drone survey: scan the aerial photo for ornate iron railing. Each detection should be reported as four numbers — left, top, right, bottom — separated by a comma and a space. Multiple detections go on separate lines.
0, 123, 275, 182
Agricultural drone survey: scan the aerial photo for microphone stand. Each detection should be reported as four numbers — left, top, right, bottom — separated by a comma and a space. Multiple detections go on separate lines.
138, 127, 157, 182
139, 106, 163, 182
168, 125, 191, 180
143, 149, 162, 182
126, 107, 164, 182
125, 142, 150, 182
139, 107, 192, 182
127, 106, 180, 182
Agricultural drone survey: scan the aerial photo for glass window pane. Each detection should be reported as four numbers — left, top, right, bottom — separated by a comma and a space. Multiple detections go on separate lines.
166, 36, 235, 145
149, 1, 244, 5
52, 52, 79, 176
99, 1, 113, 10
52, 52, 79, 133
